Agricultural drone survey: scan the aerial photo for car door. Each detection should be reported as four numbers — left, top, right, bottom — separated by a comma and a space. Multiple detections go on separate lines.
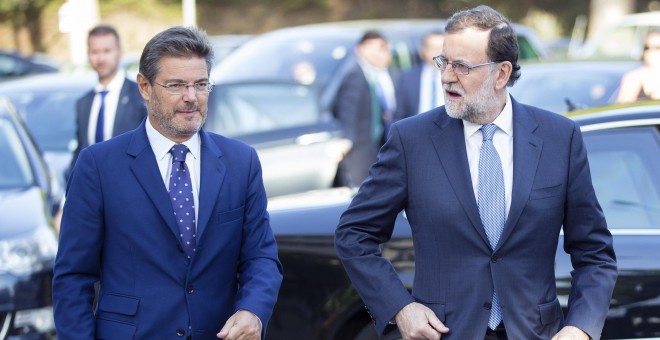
204, 81, 351, 197
555, 123, 660, 338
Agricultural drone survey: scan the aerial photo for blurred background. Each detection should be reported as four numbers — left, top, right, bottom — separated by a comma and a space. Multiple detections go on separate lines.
0, 0, 659, 69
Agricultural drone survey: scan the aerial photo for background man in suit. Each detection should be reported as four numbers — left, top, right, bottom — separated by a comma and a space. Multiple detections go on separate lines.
335, 6, 616, 340
68, 24, 146, 179
394, 31, 445, 122
53, 26, 283, 340
333, 30, 396, 187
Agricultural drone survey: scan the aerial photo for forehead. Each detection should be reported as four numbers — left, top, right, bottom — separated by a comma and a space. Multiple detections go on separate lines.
157, 56, 208, 81
442, 27, 490, 62
88, 34, 119, 47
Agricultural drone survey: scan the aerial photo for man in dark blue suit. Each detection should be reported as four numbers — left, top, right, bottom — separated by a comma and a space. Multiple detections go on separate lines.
53, 26, 283, 340
333, 31, 396, 187
394, 31, 445, 122
335, 6, 616, 340
68, 25, 147, 179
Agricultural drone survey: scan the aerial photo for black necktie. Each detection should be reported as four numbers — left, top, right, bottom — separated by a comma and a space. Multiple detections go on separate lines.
95, 90, 109, 144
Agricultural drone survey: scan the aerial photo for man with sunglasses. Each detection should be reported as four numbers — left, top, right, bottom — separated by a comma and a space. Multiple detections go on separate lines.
335, 5, 616, 340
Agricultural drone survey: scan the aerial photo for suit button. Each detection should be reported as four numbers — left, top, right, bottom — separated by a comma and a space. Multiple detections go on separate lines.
187, 286, 194, 294
483, 302, 492, 310
491, 255, 499, 262
176, 328, 185, 336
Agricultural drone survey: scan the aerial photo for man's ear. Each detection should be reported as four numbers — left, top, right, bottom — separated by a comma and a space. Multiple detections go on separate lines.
494, 61, 513, 90
136, 73, 151, 101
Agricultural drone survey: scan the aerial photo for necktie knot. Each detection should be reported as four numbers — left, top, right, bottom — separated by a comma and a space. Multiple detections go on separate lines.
170, 144, 189, 163
98, 90, 109, 99
481, 124, 497, 141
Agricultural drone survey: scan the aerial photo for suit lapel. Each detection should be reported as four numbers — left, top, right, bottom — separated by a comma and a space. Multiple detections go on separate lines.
495, 99, 542, 252
127, 122, 180, 237
431, 111, 491, 246
196, 130, 226, 239
112, 78, 131, 135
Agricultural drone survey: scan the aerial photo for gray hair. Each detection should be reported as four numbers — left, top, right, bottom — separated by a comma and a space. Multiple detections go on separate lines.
139, 26, 214, 83
445, 5, 521, 86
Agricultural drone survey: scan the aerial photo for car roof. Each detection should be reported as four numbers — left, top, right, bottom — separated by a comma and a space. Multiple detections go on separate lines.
0, 71, 96, 92
568, 101, 660, 127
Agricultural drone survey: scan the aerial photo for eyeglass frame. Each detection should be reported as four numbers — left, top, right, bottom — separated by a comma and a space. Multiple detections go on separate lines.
154, 80, 215, 95
432, 55, 497, 75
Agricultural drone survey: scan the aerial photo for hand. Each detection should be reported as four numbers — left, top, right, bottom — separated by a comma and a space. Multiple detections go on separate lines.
551, 326, 590, 340
394, 302, 449, 340
217, 310, 262, 340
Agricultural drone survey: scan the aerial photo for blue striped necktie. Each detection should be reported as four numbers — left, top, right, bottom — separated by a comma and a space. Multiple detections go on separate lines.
478, 124, 505, 329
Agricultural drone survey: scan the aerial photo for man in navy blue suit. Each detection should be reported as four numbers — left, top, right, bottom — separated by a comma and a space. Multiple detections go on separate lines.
53, 26, 283, 340
394, 31, 445, 122
69, 25, 146, 179
335, 5, 616, 340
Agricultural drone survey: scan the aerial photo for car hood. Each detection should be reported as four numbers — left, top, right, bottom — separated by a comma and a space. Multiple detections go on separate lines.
0, 186, 50, 238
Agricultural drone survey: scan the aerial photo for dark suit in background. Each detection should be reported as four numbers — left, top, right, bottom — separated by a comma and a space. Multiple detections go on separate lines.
393, 64, 423, 121
70, 78, 146, 169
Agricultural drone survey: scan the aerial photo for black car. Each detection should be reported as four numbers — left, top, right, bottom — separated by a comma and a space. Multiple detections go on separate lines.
264, 102, 660, 340
0, 97, 60, 339
0, 50, 58, 82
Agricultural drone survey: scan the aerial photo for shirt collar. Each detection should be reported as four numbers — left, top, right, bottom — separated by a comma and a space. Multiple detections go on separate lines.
463, 92, 513, 138
145, 117, 201, 161
95, 69, 127, 93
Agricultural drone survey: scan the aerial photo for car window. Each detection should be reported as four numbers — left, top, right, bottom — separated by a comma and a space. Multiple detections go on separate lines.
6, 91, 78, 153
205, 83, 318, 137
583, 126, 660, 229
0, 118, 34, 188
517, 36, 539, 60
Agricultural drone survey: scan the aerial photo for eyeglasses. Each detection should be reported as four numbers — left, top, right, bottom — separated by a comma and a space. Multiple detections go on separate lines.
644, 45, 660, 52
155, 81, 215, 95
432, 56, 496, 75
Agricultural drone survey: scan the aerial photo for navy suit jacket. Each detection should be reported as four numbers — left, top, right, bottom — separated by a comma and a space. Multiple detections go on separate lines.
335, 98, 617, 339
69, 78, 147, 177
393, 63, 423, 122
53, 121, 283, 339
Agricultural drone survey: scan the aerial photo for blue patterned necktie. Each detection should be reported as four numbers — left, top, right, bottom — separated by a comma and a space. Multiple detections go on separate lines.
95, 90, 109, 144
478, 124, 505, 329
169, 144, 196, 259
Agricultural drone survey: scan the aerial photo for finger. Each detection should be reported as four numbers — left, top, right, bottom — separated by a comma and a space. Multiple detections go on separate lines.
426, 313, 449, 334
217, 316, 236, 339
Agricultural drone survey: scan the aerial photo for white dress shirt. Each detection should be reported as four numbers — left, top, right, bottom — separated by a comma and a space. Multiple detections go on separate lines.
146, 118, 201, 229
463, 94, 513, 218
418, 64, 444, 114
87, 69, 126, 145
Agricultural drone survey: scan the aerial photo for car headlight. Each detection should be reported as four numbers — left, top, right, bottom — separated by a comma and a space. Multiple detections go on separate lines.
0, 225, 58, 276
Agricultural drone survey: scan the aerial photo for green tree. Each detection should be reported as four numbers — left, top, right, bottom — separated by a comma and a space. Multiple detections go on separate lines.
0, 0, 53, 52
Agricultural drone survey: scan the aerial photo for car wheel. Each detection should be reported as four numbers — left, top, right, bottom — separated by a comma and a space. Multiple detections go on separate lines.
354, 324, 402, 340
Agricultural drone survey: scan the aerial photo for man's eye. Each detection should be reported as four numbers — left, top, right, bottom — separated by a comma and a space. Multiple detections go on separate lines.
168, 83, 187, 90
194, 82, 209, 89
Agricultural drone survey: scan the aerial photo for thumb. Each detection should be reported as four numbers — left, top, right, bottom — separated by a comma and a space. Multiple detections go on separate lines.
426, 311, 449, 333
217, 315, 236, 338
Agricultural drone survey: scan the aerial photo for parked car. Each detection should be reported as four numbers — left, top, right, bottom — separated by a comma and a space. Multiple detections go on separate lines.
264, 102, 660, 339
510, 60, 638, 113
208, 34, 253, 65
575, 11, 660, 60
0, 50, 59, 82
0, 96, 60, 339
211, 19, 549, 114
0, 72, 96, 186
0, 72, 348, 197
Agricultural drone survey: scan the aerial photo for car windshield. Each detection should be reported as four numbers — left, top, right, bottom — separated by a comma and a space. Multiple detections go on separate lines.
212, 30, 356, 90
205, 82, 319, 137
0, 117, 34, 188
6, 90, 79, 153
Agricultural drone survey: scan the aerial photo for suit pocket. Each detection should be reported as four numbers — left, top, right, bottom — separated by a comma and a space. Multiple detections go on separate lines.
538, 297, 562, 326
529, 184, 563, 200
95, 317, 136, 339
414, 296, 446, 322
218, 206, 244, 224
98, 293, 140, 316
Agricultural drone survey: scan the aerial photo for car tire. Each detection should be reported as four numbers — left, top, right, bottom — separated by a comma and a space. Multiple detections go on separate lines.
354, 324, 402, 340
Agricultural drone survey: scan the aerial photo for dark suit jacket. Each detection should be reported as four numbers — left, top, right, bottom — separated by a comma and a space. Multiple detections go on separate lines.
69, 78, 146, 178
335, 98, 617, 339
53, 122, 283, 339
394, 63, 423, 122
332, 62, 385, 187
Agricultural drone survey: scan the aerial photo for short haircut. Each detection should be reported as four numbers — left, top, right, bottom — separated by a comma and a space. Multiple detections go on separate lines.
445, 5, 521, 86
138, 26, 214, 84
359, 30, 386, 45
88, 24, 121, 46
